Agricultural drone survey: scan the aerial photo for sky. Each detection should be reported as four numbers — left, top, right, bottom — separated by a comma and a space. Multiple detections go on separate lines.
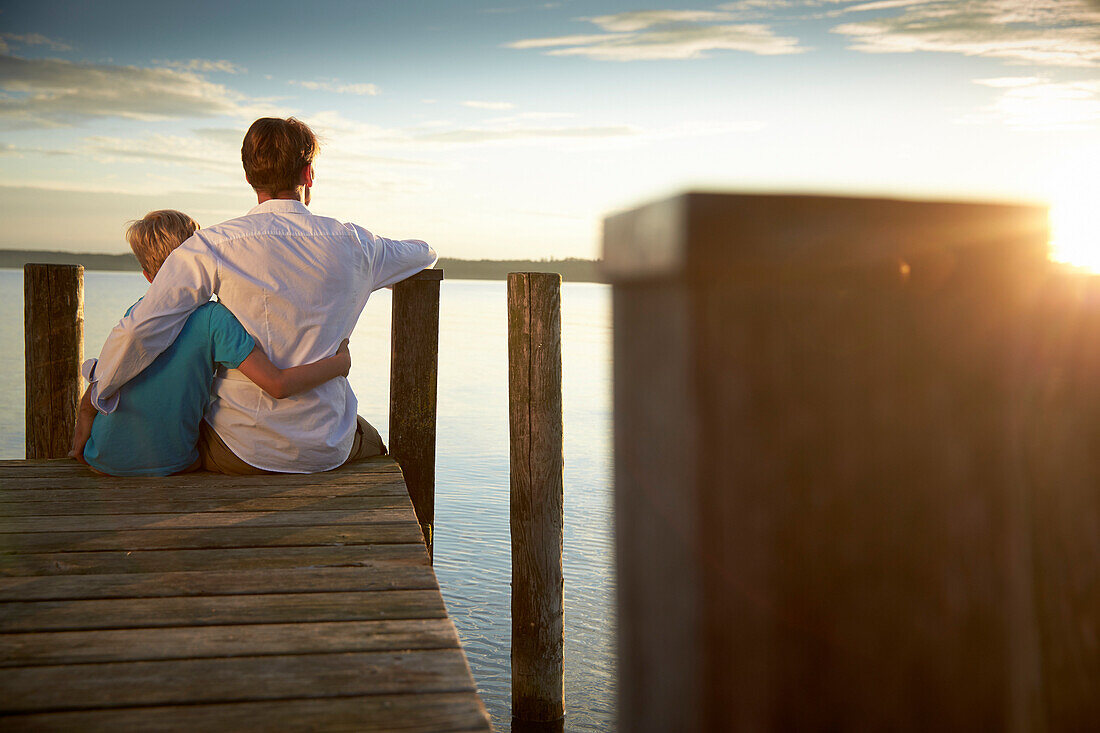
2, 0, 1100, 263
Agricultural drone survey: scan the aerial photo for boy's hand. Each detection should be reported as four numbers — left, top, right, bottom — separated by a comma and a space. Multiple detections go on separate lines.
335, 339, 351, 377
69, 388, 97, 466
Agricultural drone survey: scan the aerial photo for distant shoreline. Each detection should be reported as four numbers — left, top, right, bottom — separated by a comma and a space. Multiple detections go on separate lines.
0, 250, 606, 283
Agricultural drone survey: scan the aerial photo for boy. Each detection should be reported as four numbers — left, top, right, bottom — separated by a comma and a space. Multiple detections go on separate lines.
70, 210, 351, 476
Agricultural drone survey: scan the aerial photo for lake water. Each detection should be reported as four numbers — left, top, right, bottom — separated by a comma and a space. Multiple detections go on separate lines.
0, 269, 616, 732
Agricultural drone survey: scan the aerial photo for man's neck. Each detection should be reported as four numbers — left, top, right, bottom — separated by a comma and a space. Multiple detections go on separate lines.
256, 190, 304, 204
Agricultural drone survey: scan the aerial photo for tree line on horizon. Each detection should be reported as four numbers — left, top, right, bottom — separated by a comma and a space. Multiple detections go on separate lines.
0, 250, 606, 283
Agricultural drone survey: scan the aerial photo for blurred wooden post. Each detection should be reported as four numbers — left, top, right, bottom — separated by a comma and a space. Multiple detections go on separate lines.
389, 268, 443, 561
1010, 271, 1100, 732
507, 272, 565, 727
603, 193, 1063, 731
24, 263, 84, 459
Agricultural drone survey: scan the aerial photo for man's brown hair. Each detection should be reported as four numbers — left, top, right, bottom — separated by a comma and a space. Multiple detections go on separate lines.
126, 210, 199, 277
241, 117, 319, 197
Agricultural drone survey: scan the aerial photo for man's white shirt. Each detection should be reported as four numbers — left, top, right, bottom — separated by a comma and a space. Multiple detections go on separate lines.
83, 199, 437, 473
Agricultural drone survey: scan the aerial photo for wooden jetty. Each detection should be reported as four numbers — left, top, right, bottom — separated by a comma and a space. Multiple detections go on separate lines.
3, 267, 491, 730
0, 458, 490, 730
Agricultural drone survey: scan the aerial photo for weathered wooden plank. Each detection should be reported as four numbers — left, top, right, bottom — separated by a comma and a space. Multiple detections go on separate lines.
0, 495, 408, 515
0, 457, 400, 478
0, 480, 409, 500
0, 565, 438, 602
0, 465, 405, 486
0, 649, 478, 712
0, 692, 491, 732
1, 589, 446, 629
0, 590, 447, 632
0, 459, 86, 470
0, 508, 413, 533
24, 264, 84, 460
0, 544, 427, 577
0, 524, 424, 554
0, 618, 461, 667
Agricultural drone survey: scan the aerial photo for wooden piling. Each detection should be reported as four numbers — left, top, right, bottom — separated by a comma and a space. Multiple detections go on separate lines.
507, 272, 565, 725
24, 263, 84, 459
603, 193, 1065, 731
389, 268, 443, 561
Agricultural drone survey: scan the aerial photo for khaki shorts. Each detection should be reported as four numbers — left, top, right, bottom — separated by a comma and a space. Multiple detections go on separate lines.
198, 416, 386, 475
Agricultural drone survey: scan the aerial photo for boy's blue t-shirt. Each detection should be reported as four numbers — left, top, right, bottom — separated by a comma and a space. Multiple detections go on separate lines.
84, 301, 255, 476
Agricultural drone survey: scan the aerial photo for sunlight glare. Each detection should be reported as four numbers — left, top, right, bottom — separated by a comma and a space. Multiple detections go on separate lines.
1047, 157, 1100, 273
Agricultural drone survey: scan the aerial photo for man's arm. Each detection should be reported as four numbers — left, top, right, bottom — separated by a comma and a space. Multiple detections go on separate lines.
347, 224, 437, 290
236, 339, 352, 399
86, 234, 219, 412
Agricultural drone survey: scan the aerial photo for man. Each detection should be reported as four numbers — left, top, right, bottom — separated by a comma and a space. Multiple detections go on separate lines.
80, 117, 437, 474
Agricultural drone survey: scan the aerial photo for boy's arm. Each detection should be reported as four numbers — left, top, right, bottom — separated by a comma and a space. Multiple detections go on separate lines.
69, 386, 98, 466
237, 339, 352, 399
87, 234, 218, 413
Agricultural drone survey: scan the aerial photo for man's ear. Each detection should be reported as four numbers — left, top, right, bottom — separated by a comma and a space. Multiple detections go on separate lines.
142, 270, 154, 283
300, 164, 314, 188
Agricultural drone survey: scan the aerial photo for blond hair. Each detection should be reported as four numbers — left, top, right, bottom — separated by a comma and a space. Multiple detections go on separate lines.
126, 210, 199, 277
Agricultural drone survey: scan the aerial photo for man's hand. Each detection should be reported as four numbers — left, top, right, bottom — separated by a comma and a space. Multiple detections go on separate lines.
69, 387, 97, 466
334, 339, 351, 377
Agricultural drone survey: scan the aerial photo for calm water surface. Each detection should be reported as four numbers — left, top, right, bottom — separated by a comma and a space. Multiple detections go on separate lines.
0, 270, 616, 732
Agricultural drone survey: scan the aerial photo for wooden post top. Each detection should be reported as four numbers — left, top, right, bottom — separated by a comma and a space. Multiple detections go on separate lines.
601, 192, 1049, 282
406, 268, 444, 281
24, 262, 84, 272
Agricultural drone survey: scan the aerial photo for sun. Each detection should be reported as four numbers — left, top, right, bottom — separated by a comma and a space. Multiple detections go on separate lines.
1049, 193, 1100, 273
1045, 154, 1100, 273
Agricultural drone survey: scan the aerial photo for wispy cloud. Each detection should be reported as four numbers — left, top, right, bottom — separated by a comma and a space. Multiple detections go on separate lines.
484, 111, 575, 124
402, 117, 762, 147
832, 0, 1100, 67
0, 53, 274, 127
479, 2, 563, 13
832, 0, 930, 14
412, 124, 640, 144
0, 142, 76, 157
0, 33, 72, 54
156, 59, 246, 74
507, 9, 805, 60
289, 78, 380, 95
964, 76, 1100, 129
973, 76, 1045, 89
480, 3, 562, 13
82, 133, 241, 174
586, 10, 743, 31
710, 0, 805, 22
16, 118, 435, 198
462, 100, 515, 110
303, 107, 641, 150
718, 0, 798, 8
